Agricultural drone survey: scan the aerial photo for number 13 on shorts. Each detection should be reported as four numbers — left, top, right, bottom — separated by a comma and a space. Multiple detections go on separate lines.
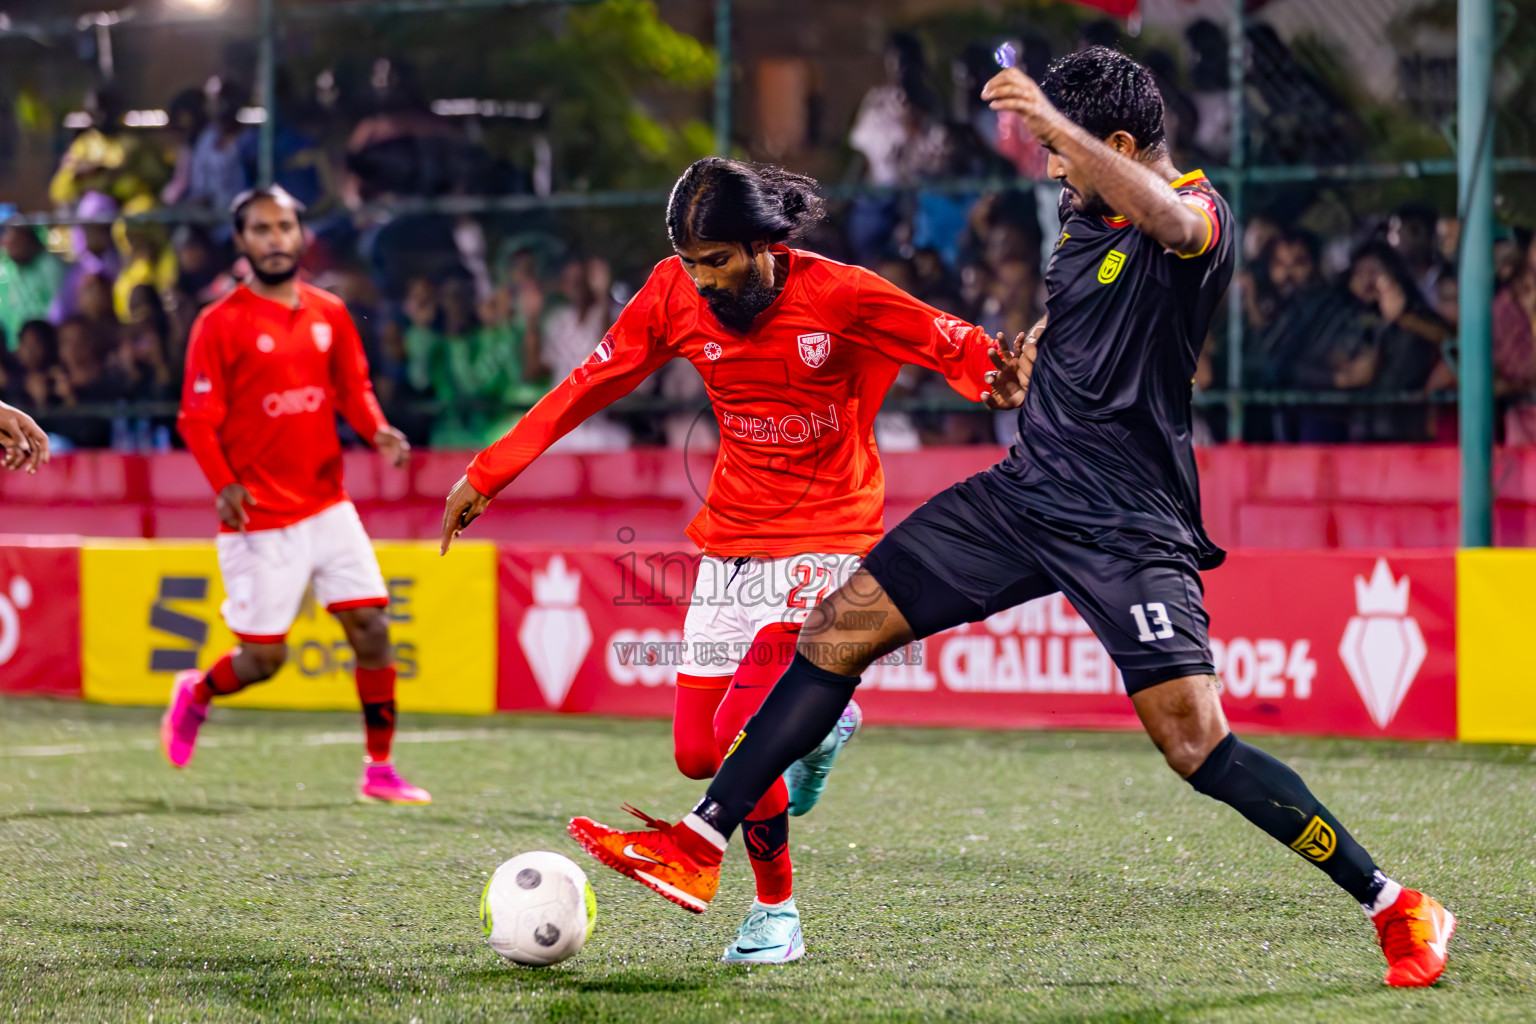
1131, 602, 1174, 643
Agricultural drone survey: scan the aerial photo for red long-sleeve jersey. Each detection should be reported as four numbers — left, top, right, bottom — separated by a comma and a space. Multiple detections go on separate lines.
467, 246, 998, 556
178, 282, 389, 532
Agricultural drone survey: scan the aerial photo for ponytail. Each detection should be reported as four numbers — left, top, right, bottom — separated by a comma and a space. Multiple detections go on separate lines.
666, 157, 826, 249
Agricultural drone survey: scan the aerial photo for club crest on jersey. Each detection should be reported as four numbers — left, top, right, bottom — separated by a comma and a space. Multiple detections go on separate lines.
703, 341, 723, 361
256, 333, 276, 353
312, 323, 333, 353
797, 332, 832, 368
1098, 250, 1127, 285
590, 334, 615, 364
192, 374, 212, 394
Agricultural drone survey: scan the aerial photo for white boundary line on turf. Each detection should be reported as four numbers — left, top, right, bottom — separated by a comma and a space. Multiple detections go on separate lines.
0, 727, 510, 759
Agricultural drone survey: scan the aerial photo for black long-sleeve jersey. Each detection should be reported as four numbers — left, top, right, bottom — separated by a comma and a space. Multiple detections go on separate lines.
996, 170, 1235, 569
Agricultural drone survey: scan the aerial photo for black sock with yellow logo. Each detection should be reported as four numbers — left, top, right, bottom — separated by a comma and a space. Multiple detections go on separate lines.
1186, 733, 1384, 905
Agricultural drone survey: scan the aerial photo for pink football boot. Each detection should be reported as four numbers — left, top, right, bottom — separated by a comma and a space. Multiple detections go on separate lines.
159, 669, 209, 768
358, 762, 432, 804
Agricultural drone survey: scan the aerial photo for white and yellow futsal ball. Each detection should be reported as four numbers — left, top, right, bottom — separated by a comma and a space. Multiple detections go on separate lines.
480, 851, 596, 966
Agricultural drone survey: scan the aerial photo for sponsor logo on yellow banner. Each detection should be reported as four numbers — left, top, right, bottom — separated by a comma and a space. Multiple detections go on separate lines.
82, 541, 495, 713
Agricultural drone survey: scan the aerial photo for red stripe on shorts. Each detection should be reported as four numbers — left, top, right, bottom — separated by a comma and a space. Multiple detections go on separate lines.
326, 597, 389, 612
233, 631, 288, 644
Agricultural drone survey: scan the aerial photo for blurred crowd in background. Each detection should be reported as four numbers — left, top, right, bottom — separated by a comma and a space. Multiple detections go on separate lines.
2, 10, 1533, 452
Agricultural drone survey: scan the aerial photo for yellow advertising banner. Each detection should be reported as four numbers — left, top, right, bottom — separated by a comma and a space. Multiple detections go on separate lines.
1457, 548, 1536, 743
82, 540, 496, 714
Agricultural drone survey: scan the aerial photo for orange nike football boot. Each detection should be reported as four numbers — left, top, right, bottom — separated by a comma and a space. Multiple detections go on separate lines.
568, 805, 720, 914
1373, 888, 1456, 987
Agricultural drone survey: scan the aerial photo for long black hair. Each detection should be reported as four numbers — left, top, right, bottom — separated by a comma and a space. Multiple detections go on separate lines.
665, 158, 826, 250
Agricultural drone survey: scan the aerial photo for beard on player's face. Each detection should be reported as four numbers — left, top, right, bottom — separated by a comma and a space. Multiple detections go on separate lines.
1063, 182, 1112, 220
698, 255, 774, 333
246, 245, 304, 286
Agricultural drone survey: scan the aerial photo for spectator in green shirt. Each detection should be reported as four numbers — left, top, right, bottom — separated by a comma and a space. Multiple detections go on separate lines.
0, 225, 65, 352
428, 275, 543, 447
397, 271, 547, 447
400, 276, 443, 396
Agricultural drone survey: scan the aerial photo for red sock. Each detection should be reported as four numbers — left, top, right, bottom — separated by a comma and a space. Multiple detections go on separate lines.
744, 807, 793, 904
192, 651, 243, 704
356, 665, 397, 763
673, 675, 729, 780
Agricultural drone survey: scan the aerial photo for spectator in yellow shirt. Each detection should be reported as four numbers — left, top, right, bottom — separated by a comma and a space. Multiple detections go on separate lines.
49, 88, 170, 211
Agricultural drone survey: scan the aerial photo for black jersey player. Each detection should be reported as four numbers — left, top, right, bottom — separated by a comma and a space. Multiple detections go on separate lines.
569, 48, 1455, 987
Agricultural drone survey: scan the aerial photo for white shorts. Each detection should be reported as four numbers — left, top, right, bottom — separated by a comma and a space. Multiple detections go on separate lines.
681, 552, 861, 678
216, 500, 388, 643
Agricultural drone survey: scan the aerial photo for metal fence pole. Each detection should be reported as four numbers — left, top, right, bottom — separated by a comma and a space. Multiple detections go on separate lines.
713, 0, 732, 154
257, 0, 276, 187
1223, 0, 1245, 440
1459, 0, 1495, 547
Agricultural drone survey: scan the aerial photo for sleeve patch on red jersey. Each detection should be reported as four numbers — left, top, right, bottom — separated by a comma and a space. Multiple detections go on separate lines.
569, 333, 618, 386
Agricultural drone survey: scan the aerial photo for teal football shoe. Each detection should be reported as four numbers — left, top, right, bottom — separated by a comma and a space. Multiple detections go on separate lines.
784, 699, 861, 816
721, 898, 805, 964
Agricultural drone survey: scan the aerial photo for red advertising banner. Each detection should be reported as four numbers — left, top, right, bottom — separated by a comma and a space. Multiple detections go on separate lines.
0, 537, 82, 698
498, 546, 692, 717
861, 551, 1456, 739
1065, 0, 1138, 19
497, 546, 1456, 740
1207, 552, 1455, 739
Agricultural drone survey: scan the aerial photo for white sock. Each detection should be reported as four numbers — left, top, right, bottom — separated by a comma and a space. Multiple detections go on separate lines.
1364, 876, 1403, 918
753, 895, 794, 909
681, 812, 728, 852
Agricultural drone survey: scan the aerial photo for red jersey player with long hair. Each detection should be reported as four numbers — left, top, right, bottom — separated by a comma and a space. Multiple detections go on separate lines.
441, 158, 1035, 963
163, 185, 431, 806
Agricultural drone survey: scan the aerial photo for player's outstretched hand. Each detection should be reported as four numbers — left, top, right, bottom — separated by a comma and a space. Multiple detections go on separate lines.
216, 483, 256, 532
441, 474, 493, 555
374, 425, 411, 468
980, 68, 1063, 145
982, 325, 1041, 411
0, 401, 49, 473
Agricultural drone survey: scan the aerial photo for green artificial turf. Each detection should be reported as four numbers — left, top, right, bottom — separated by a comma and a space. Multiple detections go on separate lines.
1, 695, 1533, 1022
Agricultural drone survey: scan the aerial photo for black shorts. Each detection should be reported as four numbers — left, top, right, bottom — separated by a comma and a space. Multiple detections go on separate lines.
864, 468, 1214, 695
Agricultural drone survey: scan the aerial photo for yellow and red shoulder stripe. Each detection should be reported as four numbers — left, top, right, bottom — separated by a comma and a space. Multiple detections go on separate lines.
1171, 169, 1218, 258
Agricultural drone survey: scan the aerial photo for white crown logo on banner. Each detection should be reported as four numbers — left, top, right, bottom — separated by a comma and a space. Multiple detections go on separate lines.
518, 555, 592, 710
1338, 558, 1426, 729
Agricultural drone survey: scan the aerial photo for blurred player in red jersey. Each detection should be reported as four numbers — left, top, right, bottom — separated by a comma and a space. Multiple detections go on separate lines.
162, 185, 430, 805
0, 401, 49, 473
441, 158, 1035, 962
